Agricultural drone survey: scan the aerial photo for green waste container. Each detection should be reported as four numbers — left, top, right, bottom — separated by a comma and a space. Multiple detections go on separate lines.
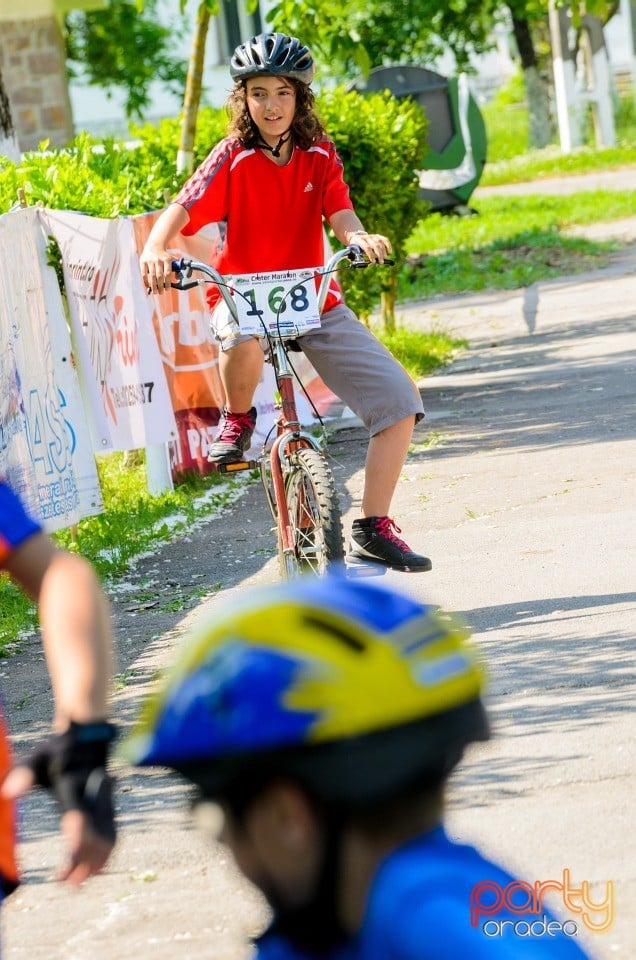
350, 65, 488, 212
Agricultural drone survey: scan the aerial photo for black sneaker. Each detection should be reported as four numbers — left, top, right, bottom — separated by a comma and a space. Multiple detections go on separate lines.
347, 516, 432, 573
207, 407, 257, 464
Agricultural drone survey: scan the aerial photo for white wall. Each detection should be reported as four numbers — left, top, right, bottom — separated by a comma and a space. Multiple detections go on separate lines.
68, 0, 231, 137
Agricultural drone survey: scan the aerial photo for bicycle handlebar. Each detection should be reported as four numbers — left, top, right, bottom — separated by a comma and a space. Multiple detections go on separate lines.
170, 245, 395, 318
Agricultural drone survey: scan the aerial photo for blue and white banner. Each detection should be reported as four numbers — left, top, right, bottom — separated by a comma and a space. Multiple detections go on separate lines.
0, 207, 103, 531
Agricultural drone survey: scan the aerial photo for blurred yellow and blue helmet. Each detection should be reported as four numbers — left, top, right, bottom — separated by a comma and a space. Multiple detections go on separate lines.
124, 571, 489, 807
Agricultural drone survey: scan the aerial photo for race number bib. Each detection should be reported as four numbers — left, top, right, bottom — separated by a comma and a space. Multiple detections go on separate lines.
230, 269, 322, 337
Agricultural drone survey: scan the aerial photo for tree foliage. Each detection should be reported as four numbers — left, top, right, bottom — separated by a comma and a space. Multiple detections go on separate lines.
64, 0, 188, 119
0, 67, 13, 141
0, 65, 20, 161
267, 0, 503, 79
505, 0, 618, 27
267, 0, 622, 81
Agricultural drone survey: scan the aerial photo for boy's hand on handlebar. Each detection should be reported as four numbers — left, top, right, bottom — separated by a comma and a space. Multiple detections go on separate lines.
139, 248, 176, 295
347, 232, 392, 264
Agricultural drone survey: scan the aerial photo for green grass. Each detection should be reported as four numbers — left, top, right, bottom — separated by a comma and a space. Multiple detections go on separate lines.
0, 578, 40, 656
376, 326, 467, 379
0, 453, 247, 656
398, 190, 633, 301
481, 100, 530, 164
480, 90, 636, 185
399, 231, 611, 302
53, 452, 246, 579
408, 190, 636, 253
481, 143, 636, 186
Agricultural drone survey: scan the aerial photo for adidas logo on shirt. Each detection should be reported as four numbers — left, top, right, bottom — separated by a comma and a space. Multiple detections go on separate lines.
303, 181, 314, 192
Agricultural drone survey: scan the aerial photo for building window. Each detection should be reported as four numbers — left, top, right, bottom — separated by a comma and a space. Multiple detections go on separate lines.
220, 0, 263, 60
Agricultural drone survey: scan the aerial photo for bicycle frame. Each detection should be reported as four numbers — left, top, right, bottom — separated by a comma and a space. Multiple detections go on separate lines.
172, 247, 368, 566
262, 335, 319, 558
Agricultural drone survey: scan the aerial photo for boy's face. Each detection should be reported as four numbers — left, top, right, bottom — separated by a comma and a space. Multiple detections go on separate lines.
218, 781, 351, 952
219, 780, 322, 909
245, 76, 297, 145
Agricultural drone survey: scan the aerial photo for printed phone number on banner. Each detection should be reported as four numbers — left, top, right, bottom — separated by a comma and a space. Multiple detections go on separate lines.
110, 381, 155, 409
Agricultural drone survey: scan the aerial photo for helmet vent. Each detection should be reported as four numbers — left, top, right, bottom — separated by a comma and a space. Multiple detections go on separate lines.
301, 614, 366, 652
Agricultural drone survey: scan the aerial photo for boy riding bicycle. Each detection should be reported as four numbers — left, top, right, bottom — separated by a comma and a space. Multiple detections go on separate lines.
140, 32, 431, 574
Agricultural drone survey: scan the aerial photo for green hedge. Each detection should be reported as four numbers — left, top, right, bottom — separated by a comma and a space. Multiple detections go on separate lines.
319, 88, 428, 322
0, 90, 428, 319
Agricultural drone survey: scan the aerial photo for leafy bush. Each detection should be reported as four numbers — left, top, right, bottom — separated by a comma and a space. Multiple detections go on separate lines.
317, 87, 428, 326
0, 108, 228, 218
128, 106, 229, 205
0, 135, 132, 216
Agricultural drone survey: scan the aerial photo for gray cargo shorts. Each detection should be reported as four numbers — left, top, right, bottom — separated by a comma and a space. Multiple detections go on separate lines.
210, 301, 425, 437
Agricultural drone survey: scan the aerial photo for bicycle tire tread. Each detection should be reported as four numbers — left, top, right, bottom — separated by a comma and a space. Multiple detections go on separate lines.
280, 447, 344, 577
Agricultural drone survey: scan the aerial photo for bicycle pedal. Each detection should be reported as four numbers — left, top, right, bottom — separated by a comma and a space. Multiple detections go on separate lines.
213, 460, 257, 473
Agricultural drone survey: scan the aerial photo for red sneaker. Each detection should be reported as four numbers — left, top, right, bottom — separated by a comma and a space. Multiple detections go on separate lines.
207, 407, 257, 464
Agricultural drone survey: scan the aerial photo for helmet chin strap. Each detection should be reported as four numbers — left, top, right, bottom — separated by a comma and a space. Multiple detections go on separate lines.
255, 131, 291, 158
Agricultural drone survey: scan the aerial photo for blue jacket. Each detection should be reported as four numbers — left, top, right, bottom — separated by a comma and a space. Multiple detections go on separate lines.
256, 827, 595, 959
0, 481, 41, 561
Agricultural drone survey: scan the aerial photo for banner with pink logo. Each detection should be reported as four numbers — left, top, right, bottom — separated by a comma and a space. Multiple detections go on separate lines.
42, 210, 178, 453
132, 213, 349, 478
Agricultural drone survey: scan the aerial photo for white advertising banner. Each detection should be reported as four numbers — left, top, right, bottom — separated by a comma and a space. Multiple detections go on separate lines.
42, 210, 178, 452
0, 207, 103, 530
132, 213, 351, 475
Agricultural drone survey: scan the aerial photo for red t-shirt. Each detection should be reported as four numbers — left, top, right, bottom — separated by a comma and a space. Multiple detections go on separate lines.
175, 136, 354, 313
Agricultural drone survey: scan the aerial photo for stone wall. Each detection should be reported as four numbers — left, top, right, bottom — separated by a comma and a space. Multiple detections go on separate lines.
0, 17, 74, 151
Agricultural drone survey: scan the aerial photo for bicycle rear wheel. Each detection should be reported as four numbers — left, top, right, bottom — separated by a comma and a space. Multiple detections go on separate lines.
279, 447, 344, 578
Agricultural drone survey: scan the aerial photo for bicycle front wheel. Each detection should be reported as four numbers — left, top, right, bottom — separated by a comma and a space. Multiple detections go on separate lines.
279, 447, 344, 578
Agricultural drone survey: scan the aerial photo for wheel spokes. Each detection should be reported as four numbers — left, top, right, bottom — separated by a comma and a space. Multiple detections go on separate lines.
291, 477, 325, 570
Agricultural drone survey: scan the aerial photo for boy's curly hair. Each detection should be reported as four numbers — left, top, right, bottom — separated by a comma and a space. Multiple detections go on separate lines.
226, 78, 327, 150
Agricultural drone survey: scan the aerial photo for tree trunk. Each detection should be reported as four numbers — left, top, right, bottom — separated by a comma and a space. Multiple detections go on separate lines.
0, 65, 20, 162
381, 274, 397, 333
176, 2, 211, 176
524, 64, 553, 149
510, 14, 553, 149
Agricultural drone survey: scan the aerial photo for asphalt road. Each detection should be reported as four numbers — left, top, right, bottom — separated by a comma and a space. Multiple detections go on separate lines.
2, 213, 634, 960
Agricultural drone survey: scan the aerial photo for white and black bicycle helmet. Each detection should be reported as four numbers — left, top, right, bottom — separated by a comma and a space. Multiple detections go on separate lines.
230, 32, 315, 84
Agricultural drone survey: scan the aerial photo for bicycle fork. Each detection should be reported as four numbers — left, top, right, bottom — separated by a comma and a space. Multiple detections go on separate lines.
263, 343, 319, 555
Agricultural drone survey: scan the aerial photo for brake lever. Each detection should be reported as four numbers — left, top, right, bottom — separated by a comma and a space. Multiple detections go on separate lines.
347, 244, 368, 268
346, 245, 396, 269
170, 257, 200, 290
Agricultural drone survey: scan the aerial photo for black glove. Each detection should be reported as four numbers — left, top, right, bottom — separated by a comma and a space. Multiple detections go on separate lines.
23, 721, 117, 843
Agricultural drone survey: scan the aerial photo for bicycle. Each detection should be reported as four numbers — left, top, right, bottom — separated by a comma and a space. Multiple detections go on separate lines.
171, 244, 391, 579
